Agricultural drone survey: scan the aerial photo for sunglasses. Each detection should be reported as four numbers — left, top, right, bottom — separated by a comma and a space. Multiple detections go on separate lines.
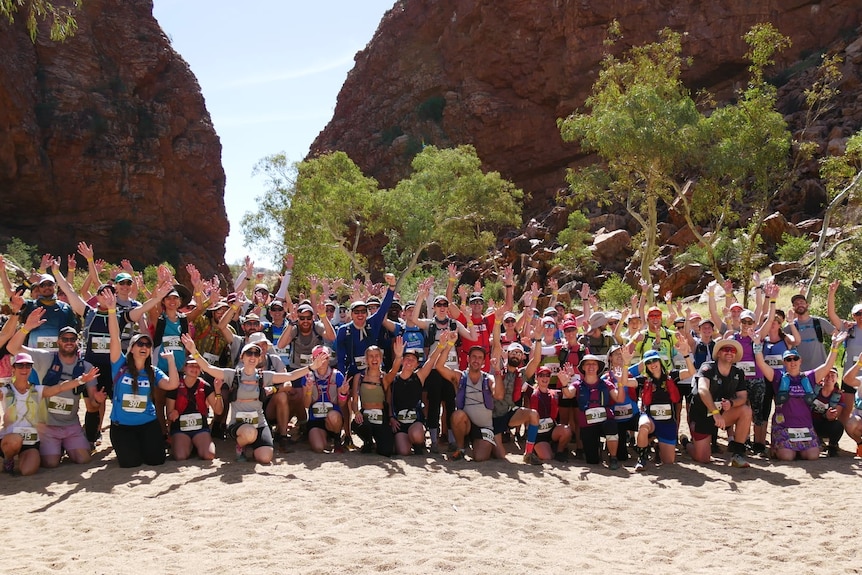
38, 281, 55, 288
298, 315, 313, 321
117, 280, 133, 286
134, 340, 153, 348
719, 347, 736, 353
352, 309, 368, 315
648, 314, 661, 319
854, 311, 862, 317
645, 359, 660, 366
270, 307, 285, 312
244, 321, 261, 326
784, 356, 800, 362
741, 320, 755, 325
59, 336, 78, 343
244, 350, 262, 357
504, 318, 516, 323
13, 363, 33, 369
564, 327, 577, 333
434, 303, 448, 308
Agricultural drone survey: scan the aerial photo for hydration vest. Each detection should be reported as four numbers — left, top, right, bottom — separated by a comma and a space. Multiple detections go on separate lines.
455, 371, 494, 410
175, 378, 209, 416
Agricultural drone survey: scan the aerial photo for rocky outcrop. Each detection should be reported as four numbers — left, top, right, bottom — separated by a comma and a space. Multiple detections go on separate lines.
312, 0, 862, 217
0, 0, 229, 279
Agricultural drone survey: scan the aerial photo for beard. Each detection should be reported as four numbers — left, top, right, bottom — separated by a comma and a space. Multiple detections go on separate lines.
507, 357, 522, 368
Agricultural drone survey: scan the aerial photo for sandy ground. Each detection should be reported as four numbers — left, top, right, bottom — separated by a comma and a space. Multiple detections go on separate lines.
2, 418, 862, 575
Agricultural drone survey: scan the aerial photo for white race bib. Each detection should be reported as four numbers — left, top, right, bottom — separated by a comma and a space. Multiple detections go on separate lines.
764, 354, 783, 368
787, 427, 813, 443
15, 425, 39, 445
179, 413, 203, 431
312, 401, 334, 418
36, 336, 58, 350
47, 395, 74, 415
584, 406, 607, 424
90, 335, 110, 353
396, 409, 417, 424
299, 353, 313, 367
236, 411, 259, 425
363, 408, 384, 425
649, 403, 673, 421
122, 393, 148, 413
202, 352, 219, 364
543, 361, 560, 375
162, 335, 182, 352
538, 417, 555, 433
737, 360, 756, 377
353, 356, 367, 371
480, 427, 495, 444
613, 403, 633, 419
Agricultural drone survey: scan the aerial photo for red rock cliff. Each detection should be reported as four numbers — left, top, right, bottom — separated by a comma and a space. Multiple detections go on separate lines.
311, 0, 862, 213
0, 0, 229, 278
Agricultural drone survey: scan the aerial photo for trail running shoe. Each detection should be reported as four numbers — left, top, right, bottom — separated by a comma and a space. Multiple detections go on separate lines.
730, 453, 750, 468
634, 457, 646, 472
608, 457, 620, 470
523, 452, 541, 465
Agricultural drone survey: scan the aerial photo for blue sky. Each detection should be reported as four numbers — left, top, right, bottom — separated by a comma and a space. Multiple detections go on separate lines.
152, 1, 394, 268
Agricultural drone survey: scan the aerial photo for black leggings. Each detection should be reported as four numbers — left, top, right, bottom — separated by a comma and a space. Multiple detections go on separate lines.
424, 370, 455, 431
110, 420, 166, 468
580, 419, 619, 464
354, 420, 395, 456
813, 417, 844, 447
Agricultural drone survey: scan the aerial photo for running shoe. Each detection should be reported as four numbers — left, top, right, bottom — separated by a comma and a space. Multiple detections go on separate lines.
523, 452, 541, 465
450, 449, 465, 461
608, 457, 620, 470
429, 442, 440, 454
634, 457, 646, 472
856, 443, 862, 458
3, 458, 14, 474
554, 450, 569, 463
729, 453, 750, 468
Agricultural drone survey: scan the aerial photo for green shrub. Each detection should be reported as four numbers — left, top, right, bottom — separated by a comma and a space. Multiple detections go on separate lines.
598, 273, 636, 309
776, 232, 811, 262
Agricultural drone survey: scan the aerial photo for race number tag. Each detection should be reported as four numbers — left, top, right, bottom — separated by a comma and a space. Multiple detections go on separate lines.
91, 335, 110, 353
764, 354, 783, 368
445, 348, 459, 370
612, 404, 633, 419
179, 413, 203, 431
122, 393, 148, 413
396, 409, 417, 424
353, 356, 367, 371
202, 352, 219, 364
364, 409, 384, 425
47, 395, 74, 415
787, 427, 813, 443
16, 426, 39, 445
543, 362, 560, 375
737, 361, 756, 377
649, 403, 673, 421
538, 417, 555, 433
162, 335, 182, 352
236, 411, 259, 425
480, 427, 495, 444
584, 406, 607, 424
312, 401, 334, 418
299, 353, 313, 367
36, 336, 58, 350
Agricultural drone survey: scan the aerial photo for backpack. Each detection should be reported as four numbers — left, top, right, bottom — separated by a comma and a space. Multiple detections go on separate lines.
154, 314, 189, 347
35, 352, 86, 392
175, 378, 209, 416
229, 368, 265, 403
455, 370, 493, 410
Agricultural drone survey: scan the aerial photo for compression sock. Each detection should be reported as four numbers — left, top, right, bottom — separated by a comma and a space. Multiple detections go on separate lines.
429, 428, 439, 445
448, 429, 455, 445
84, 411, 100, 443
728, 440, 746, 455
525, 424, 538, 454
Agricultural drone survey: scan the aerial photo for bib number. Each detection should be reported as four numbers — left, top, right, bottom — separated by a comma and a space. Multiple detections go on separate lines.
445, 348, 458, 370
236, 411, 259, 425
364, 409, 383, 425
480, 427, 495, 444
299, 353, 313, 367
179, 413, 203, 431
122, 393, 148, 413
162, 335, 182, 352
764, 355, 783, 368
787, 427, 813, 443
47, 395, 74, 415
202, 352, 219, 364
36, 336, 58, 350
649, 403, 673, 421
584, 406, 607, 424
737, 361, 756, 377
91, 335, 110, 353
396, 409, 417, 424
538, 417, 555, 433
612, 403, 633, 419
15, 426, 38, 445
353, 356, 367, 371
312, 401, 334, 418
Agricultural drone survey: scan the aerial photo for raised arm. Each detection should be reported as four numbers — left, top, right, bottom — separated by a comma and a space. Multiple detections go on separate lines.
181, 333, 228, 380
826, 280, 844, 331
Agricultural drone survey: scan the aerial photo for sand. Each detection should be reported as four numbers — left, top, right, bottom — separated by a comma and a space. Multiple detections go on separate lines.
2, 421, 862, 575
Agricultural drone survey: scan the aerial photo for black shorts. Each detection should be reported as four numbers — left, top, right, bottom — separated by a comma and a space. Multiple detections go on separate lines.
841, 383, 858, 394
492, 409, 517, 435
227, 423, 273, 449
307, 417, 339, 439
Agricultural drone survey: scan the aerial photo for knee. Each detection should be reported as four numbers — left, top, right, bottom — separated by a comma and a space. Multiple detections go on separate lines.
529, 410, 539, 425
451, 411, 468, 426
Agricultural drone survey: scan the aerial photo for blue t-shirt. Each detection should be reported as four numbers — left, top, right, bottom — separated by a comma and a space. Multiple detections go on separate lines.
156, 315, 187, 372
110, 356, 168, 426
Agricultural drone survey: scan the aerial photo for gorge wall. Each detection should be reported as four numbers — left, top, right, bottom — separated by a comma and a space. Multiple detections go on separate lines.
311, 0, 862, 219
0, 0, 229, 279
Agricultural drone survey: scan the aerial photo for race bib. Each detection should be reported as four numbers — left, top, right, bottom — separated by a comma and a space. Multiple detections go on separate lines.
353, 356, 367, 371
764, 354, 783, 368
445, 348, 458, 370
480, 427, 495, 444
787, 427, 813, 442
584, 406, 607, 424
236, 411, 259, 425
811, 398, 829, 414
47, 395, 74, 415
853, 354, 860, 363
179, 413, 203, 431
90, 335, 110, 353
36, 336, 58, 350
15, 425, 38, 445
299, 353, 313, 367
737, 361, 756, 377
396, 409, 417, 424
312, 401, 334, 418
543, 362, 560, 375
649, 403, 673, 421
122, 393, 148, 413
162, 335, 182, 352
202, 352, 219, 364
613, 403, 633, 419
363, 408, 384, 425
538, 417, 555, 433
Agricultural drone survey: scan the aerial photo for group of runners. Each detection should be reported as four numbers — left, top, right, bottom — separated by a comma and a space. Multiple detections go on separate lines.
1, 244, 861, 476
